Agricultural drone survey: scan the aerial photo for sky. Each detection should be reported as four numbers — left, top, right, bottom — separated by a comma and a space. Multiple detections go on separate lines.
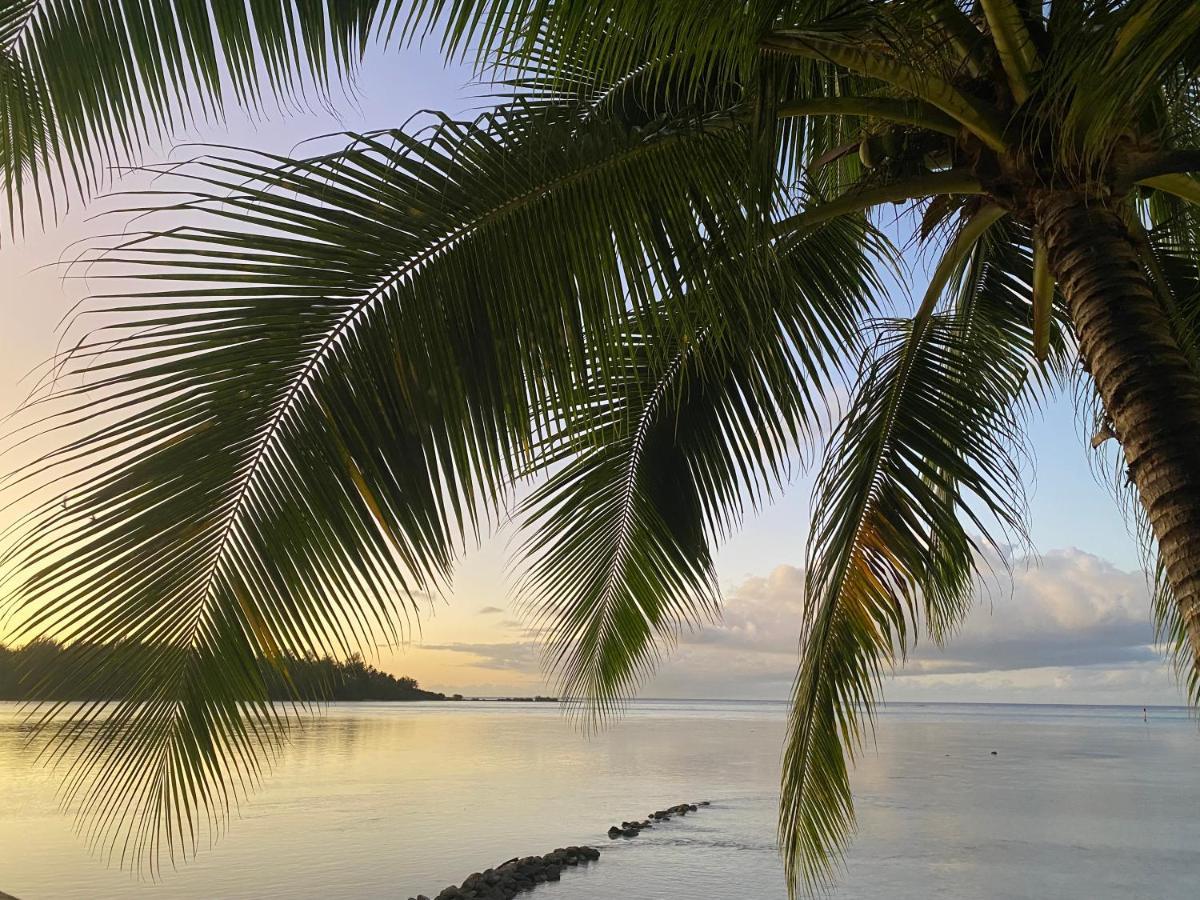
0, 41, 1185, 707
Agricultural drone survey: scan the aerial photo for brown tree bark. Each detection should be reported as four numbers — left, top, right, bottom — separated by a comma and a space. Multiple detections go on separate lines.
1037, 191, 1200, 665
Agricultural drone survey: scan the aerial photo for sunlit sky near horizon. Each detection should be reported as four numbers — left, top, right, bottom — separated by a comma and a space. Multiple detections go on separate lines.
0, 43, 1182, 707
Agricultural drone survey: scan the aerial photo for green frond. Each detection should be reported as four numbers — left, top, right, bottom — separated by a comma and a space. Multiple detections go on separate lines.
774, 169, 984, 243
517, 214, 884, 723
1142, 174, 1200, 207
1147, 553, 1200, 705
777, 96, 960, 137
387, 0, 774, 98
762, 30, 1008, 151
978, 0, 1041, 104
1129, 191, 1200, 385
918, 203, 1009, 319
1042, 0, 1200, 164
0, 0, 382, 234
1, 100, 761, 867
781, 288, 1031, 895
925, 0, 988, 78
517, 331, 724, 723
951, 214, 1074, 384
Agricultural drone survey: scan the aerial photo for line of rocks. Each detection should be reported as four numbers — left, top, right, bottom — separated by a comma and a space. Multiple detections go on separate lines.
606, 800, 711, 838
408, 846, 601, 900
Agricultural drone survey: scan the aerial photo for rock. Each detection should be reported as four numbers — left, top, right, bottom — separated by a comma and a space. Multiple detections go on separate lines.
698, 800, 711, 806
991, 751, 998, 755
411, 846, 600, 899
607, 825, 622, 838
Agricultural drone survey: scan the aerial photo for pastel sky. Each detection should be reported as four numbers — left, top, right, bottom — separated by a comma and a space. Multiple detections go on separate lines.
0, 43, 1183, 706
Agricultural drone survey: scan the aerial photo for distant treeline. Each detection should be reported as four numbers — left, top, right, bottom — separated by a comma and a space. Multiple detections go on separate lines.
0, 639, 447, 702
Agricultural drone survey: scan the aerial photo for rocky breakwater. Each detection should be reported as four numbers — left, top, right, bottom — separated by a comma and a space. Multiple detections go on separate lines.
408, 846, 601, 900
607, 800, 711, 838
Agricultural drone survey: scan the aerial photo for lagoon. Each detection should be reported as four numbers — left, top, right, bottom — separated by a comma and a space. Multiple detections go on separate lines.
1, 700, 1197, 899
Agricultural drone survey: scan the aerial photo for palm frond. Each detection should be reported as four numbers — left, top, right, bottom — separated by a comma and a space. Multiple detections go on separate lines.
387, 0, 782, 93
517, 213, 884, 722
1041, 0, 1200, 165
781, 291, 1031, 893
978, 0, 1041, 104
1, 100, 759, 867
0, 0, 380, 232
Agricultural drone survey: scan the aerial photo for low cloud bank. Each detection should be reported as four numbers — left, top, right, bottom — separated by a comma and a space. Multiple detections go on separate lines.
420, 548, 1184, 705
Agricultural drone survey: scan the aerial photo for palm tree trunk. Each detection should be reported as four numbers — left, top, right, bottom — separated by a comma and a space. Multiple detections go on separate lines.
1037, 191, 1200, 665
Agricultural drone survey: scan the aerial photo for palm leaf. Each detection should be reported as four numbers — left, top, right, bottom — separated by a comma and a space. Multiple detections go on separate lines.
1, 100, 761, 866
517, 213, 884, 722
0, 0, 381, 232
781, 269, 1031, 892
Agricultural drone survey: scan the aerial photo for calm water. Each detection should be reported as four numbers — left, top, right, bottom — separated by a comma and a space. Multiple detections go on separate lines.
1, 700, 1197, 899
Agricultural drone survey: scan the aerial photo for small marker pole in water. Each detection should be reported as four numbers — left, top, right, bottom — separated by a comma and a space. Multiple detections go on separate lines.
1143, 707, 1147, 722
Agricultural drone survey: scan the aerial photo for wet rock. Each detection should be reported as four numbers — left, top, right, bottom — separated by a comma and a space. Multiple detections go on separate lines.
413, 846, 600, 899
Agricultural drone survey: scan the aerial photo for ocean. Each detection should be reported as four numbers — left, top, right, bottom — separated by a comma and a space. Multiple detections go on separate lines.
1, 700, 1197, 899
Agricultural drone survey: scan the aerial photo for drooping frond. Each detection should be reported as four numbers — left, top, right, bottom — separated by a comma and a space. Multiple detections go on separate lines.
952, 214, 1075, 384
781, 289, 1031, 892
0, 0, 380, 232
517, 213, 884, 722
0, 100, 759, 867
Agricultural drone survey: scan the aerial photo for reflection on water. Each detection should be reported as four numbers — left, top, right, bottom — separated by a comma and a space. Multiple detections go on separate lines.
1, 701, 1198, 899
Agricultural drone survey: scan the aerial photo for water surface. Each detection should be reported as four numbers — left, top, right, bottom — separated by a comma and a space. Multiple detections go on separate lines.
1, 700, 1196, 899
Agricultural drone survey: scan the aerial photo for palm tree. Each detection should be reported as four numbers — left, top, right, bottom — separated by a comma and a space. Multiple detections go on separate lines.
5, 0, 1200, 894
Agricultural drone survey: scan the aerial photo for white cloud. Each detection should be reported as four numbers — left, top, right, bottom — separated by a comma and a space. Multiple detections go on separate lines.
415, 548, 1189, 704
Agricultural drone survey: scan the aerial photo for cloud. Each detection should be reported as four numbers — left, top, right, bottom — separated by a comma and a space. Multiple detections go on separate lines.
647, 547, 1179, 703
881, 547, 1160, 675
420, 641, 542, 673
476, 606, 505, 615
688, 548, 1162, 668
412, 548, 1186, 704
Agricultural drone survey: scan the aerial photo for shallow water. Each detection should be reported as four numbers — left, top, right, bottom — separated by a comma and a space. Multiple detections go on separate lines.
1, 700, 1197, 899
